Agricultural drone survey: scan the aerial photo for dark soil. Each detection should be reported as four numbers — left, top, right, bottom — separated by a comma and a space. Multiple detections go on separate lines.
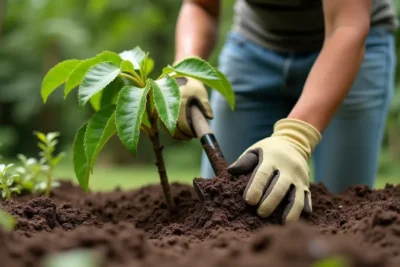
0, 163, 399, 267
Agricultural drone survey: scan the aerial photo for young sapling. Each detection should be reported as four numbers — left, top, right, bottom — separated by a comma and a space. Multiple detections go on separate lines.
40, 47, 235, 210
0, 164, 21, 200
15, 154, 53, 194
34, 131, 65, 197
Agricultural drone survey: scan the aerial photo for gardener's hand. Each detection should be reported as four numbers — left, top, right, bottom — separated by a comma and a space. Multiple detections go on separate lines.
173, 77, 213, 140
228, 118, 322, 223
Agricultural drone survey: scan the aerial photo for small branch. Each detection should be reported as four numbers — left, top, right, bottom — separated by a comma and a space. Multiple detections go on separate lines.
4, 186, 10, 201
130, 70, 144, 86
141, 124, 155, 137
149, 115, 175, 210
156, 69, 176, 80
120, 73, 145, 87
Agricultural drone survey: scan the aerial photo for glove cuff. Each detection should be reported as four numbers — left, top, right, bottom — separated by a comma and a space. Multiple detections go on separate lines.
272, 118, 322, 160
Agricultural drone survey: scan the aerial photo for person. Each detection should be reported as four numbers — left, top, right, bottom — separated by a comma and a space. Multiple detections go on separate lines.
172, 0, 398, 223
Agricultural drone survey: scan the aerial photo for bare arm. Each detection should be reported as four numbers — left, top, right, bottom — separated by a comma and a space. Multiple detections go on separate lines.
288, 0, 372, 132
174, 0, 221, 62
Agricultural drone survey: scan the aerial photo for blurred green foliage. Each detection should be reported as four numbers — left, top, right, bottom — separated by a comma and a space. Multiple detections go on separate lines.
0, 0, 235, 165
0, 0, 399, 180
42, 249, 100, 267
0, 208, 16, 231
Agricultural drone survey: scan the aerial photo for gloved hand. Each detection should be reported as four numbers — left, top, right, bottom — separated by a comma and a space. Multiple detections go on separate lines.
173, 76, 213, 140
227, 118, 322, 223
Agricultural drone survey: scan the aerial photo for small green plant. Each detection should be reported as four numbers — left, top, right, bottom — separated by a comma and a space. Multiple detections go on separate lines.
15, 154, 57, 194
40, 47, 234, 210
33, 131, 65, 197
0, 164, 21, 200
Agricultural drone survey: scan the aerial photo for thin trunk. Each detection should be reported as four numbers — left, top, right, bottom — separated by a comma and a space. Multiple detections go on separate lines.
45, 167, 53, 197
149, 116, 175, 210
4, 186, 10, 201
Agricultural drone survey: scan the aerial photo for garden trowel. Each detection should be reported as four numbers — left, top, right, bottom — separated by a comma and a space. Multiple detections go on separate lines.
190, 105, 227, 201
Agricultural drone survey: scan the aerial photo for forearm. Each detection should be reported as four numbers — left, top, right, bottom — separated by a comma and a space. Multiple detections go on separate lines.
288, 27, 367, 132
174, 0, 220, 62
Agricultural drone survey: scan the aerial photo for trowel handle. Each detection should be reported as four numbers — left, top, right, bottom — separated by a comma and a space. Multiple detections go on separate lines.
190, 105, 226, 175
190, 105, 213, 138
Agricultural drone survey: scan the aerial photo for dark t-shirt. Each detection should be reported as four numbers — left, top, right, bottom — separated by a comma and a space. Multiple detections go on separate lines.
232, 0, 398, 52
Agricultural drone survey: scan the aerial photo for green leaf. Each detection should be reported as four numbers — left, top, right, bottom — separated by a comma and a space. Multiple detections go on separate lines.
41, 59, 81, 103
146, 58, 154, 75
150, 76, 180, 135
170, 72, 235, 111
101, 78, 124, 107
141, 110, 151, 128
38, 143, 47, 152
33, 131, 47, 143
203, 70, 235, 110
0, 209, 16, 231
116, 84, 150, 155
90, 77, 124, 111
120, 60, 135, 74
64, 51, 121, 98
46, 132, 60, 142
51, 152, 66, 166
163, 57, 220, 81
161, 58, 235, 109
119, 46, 146, 69
139, 52, 149, 81
73, 124, 90, 191
10, 187, 21, 194
84, 105, 116, 172
89, 90, 102, 111
8, 174, 19, 180
78, 62, 121, 107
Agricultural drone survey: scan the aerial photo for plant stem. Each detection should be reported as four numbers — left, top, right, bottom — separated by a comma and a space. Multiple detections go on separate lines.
4, 186, 10, 201
45, 167, 53, 197
130, 70, 144, 86
148, 114, 175, 211
0, 174, 10, 200
120, 73, 145, 87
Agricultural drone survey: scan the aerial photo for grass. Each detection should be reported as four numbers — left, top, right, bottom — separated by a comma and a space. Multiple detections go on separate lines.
54, 162, 200, 191
54, 161, 400, 192
6, 146, 400, 192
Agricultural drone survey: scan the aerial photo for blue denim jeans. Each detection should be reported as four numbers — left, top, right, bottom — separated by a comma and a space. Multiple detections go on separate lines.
201, 27, 396, 193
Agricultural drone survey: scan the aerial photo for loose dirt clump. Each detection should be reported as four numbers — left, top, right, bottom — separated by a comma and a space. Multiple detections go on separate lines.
0, 167, 399, 267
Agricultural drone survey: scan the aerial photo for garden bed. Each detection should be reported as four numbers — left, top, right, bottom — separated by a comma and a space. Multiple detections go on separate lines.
0, 166, 399, 267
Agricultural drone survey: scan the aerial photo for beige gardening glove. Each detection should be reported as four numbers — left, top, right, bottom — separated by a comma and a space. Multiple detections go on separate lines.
173, 76, 213, 140
228, 118, 322, 223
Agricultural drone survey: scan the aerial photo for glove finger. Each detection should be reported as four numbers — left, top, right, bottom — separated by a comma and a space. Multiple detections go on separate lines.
244, 162, 276, 206
173, 128, 192, 141
257, 175, 291, 218
201, 100, 214, 119
301, 190, 312, 217
227, 151, 258, 175
282, 189, 305, 223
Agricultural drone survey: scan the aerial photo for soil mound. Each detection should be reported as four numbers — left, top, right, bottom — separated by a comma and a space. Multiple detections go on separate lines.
0, 169, 399, 267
